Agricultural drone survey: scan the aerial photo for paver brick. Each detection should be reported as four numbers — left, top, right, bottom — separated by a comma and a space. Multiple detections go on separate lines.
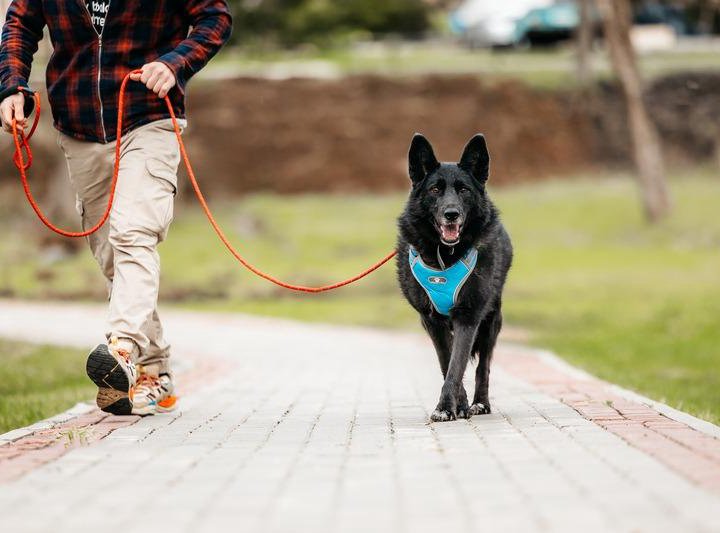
0, 302, 719, 532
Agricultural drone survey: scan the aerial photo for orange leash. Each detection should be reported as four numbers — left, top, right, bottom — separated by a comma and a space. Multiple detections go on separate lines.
10, 70, 397, 293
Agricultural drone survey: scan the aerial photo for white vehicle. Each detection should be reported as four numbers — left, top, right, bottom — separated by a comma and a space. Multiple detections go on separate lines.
450, 0, 554, 48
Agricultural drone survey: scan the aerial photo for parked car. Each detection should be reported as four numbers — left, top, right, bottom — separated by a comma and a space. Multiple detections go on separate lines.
634, 3, 689, 35
450, 0, 553, 48
451, 0, 691, 50
514, 1, 584, 46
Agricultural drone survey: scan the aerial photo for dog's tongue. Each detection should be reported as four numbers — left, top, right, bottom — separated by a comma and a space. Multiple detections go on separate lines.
441, 224, 460, 243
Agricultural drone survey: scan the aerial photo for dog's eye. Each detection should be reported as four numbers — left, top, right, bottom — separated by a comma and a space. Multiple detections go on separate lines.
458, 187, 470, 194
429, 186, 441, 194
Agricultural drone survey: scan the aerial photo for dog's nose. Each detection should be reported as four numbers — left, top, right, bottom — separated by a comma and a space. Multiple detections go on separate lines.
444, 209, 460, 222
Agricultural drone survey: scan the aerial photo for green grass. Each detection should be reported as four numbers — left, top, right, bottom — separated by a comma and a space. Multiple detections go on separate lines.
203, 45, 720, 89
499, 176, 720, 424
1, 170, 719, 429
0, 339, 95, 434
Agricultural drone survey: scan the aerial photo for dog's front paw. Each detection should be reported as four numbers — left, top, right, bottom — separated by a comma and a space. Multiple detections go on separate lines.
431, 393, 459, 422
431, 408, 456, 422
456, 393, 470, 419
468, 402, 491, 416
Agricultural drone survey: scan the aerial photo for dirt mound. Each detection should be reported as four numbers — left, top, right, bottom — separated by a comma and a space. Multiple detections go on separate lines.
647, 72, 720, 163
2, 72, 718, 196
182, 75, 596, 195
579, 72, 720, 167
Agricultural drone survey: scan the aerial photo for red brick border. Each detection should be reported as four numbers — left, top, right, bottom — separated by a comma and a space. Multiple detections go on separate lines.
0, 354, 231, 484
5, 341, 719, 493
497, 345, 720, 493
0, 412, 139, 483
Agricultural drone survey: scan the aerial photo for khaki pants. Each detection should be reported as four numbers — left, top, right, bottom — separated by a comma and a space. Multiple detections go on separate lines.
58, 119, 185, 375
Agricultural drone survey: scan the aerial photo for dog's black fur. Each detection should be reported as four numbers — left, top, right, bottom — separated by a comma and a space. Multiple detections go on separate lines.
396, 134, 513, 422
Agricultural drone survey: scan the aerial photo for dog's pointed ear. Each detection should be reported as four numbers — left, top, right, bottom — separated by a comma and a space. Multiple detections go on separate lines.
458, 134, 490, 184
408, 133, 439, 185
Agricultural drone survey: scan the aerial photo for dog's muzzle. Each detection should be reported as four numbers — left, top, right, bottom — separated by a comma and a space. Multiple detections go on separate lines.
439, 222, 462, 245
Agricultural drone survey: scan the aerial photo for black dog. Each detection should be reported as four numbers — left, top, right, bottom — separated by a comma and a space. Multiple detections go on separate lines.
396, 134, 513, 422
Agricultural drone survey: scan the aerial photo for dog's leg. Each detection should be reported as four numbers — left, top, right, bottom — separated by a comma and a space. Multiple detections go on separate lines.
421, 315, 452, 378
431, 318, 478, 422
424, 315, 471, 420
470, 307, 502, 416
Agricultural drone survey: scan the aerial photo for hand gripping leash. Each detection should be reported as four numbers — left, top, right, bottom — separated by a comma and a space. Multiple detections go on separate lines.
12, 90, 118, 238
10, 71, 397, 293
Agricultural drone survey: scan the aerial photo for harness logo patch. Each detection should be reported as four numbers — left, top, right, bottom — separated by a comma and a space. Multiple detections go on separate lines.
428, 276, 447, 285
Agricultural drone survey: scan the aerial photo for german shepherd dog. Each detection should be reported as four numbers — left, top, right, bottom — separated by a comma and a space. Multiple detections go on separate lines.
396, 134, 513, 422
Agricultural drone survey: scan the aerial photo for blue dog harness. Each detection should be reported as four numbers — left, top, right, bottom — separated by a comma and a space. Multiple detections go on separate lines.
408, 246, 478, 316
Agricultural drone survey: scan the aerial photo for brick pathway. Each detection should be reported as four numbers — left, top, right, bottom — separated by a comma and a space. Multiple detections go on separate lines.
1, 301, 719, 533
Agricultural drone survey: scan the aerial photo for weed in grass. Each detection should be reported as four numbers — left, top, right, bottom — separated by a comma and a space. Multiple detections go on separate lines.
58, 426, 95, 448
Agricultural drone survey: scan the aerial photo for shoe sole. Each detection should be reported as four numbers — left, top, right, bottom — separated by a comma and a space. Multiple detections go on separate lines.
86, 345, 133, 416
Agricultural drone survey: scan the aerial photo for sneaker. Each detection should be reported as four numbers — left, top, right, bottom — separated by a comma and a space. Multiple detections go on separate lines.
132, 373, 177, 416
86, 337, 138, 416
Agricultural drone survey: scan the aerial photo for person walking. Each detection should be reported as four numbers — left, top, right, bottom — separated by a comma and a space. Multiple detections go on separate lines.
0, 1, 232, 415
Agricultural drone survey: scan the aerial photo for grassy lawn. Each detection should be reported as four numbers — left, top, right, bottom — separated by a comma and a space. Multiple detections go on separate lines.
203, 45, 720, 89
0, 339, 94, 434
1, 170, 719, 429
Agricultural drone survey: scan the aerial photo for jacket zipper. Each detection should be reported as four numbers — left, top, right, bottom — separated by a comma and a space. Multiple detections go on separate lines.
82, 2, 109, 142
96, 38, 107, 142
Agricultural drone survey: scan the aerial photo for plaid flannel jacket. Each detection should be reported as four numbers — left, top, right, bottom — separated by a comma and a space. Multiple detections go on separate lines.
0, 0, 232, 143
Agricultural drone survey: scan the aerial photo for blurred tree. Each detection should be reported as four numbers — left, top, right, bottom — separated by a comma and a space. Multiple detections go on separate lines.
697, 0, 720, 34
576, 0, 594, 86
337, 0, 430, 36
595, 0, 671, 222
227, 0, 431, 47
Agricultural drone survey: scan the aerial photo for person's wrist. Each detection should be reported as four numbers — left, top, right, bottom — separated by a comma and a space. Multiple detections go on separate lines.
156, 61, 177, 84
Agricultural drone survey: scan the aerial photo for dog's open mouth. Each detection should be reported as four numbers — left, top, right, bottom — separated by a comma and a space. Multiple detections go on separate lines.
439, 223, 462, 246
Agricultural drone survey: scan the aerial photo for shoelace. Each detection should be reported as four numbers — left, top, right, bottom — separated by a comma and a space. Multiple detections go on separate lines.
109, 345, 132, 364
108, 337, 133, 364
135, 374, 160, 394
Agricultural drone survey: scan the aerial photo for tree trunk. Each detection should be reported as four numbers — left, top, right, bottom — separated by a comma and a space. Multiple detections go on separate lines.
575, 0, 593, 86
595, 0, 671, 223
698, 0, 718, 35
